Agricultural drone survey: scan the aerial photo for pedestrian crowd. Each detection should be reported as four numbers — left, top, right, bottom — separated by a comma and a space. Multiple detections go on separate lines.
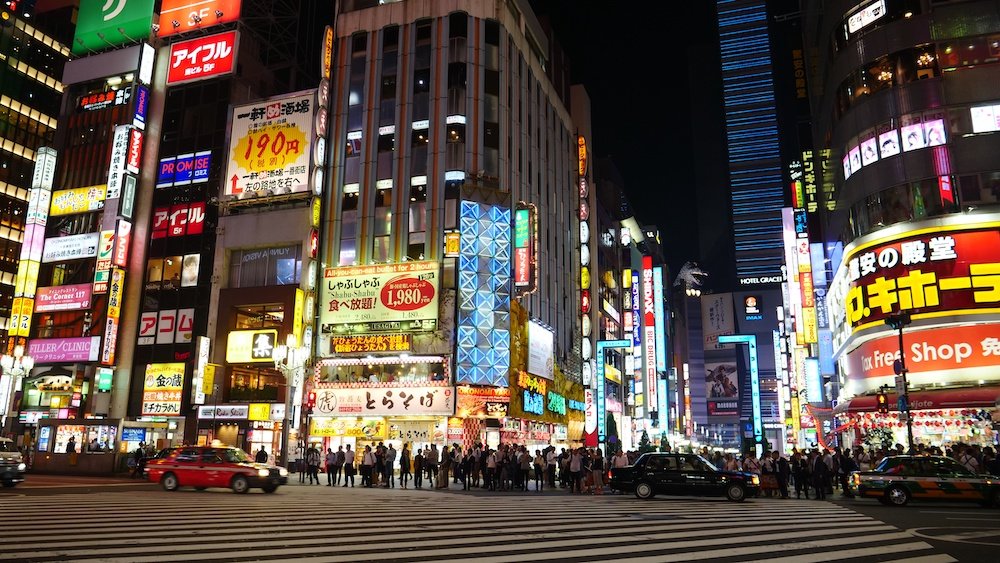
290, 440, 1000, 496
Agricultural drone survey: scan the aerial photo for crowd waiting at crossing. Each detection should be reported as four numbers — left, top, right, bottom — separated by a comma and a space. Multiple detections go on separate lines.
275, 440, 1000, 496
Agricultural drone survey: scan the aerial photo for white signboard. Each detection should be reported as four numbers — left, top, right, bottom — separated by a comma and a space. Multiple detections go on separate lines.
198, 405, 250, 420
319, 261, 440, 327
42, 232, 100, 263
224, 91, 314, 198
106, 125, 130, 199
527, 320, 554, 380
313, 386, 455, 417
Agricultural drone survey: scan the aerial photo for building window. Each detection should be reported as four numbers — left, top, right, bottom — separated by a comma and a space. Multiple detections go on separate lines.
227, 246, 302, 288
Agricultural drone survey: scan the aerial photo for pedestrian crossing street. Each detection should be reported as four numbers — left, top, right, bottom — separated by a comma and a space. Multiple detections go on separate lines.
0, 486, 957, 563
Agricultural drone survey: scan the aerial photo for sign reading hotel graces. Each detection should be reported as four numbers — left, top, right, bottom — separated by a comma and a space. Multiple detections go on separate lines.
831, 226, 1000, 335
319, 261, 440, 330
313, 386, 455, 417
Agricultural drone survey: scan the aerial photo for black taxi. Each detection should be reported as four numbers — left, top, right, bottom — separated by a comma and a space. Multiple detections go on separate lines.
609, 452, 760, 502
850, 455, 999, 507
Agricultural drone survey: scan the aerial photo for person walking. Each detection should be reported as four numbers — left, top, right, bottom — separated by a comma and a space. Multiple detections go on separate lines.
324, 448, 337, 486
413, 448, 425, 489
437, 445, 451, 489
811, 451, 829, 500
332, 446, 345, 485
425, 444, 439, 488
546, 447, 558, 488
385, 443, 397, 488
342, 444, 356, 487
461, 450, 474, 490
255, 445, 269, 464
773, 451, 790, 499
305, 444, 321, 485
533, 449, 545, 492
569, 448, 583, 493
590, 449, 605, 495
399, 444, 411, 489
485, 448, 497, 491
361, 445, 376, 487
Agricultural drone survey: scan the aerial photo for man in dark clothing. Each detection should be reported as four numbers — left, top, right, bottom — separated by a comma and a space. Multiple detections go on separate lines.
255, 446, 268, 464
811, 451, 829, 500
773, 451, 790, 499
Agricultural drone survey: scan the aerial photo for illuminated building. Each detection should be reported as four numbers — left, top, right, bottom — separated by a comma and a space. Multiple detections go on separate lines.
4, 0, 329, 470
0, 5, 68, 342
716, 0, 788, 288
803, 0, 1000, 447
314, 0, 584, 452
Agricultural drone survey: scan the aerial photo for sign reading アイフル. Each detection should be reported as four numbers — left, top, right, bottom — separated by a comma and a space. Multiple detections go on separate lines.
167, 30, 238, 84
319, 262, 440, 339
72, 0, 155, 55
224, 91, 314, 198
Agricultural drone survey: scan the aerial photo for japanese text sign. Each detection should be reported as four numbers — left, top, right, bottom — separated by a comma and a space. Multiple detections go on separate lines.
167, 30, 238, 84
142, 363, 185, 416
312, 386, 455, 417
331, 334, 412, 354
225, 91, 313, 197
320, 261, 440, 328
35, 284, 92, 313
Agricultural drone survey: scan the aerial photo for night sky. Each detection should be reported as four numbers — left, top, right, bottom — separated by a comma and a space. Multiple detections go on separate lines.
528, 1, 724, 277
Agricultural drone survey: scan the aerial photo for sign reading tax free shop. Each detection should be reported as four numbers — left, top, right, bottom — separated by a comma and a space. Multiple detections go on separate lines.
320, 261, 440, 331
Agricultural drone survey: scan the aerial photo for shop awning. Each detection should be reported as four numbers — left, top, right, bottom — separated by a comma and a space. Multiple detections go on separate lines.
833, 386, 1000, 414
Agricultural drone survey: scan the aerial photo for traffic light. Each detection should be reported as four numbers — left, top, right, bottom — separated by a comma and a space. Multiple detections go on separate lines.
876, 392, 889, 414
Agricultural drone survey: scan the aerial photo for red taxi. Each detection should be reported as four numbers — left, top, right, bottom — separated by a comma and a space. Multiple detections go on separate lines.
145, 446, 288, 493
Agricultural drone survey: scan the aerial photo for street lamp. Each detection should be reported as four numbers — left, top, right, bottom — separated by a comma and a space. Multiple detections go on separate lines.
885, 312, 915, 453
273, 335, 303, 469
1, 345, 35, 425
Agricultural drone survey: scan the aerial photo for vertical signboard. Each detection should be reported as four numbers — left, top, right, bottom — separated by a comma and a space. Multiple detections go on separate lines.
653, 266, 667, 372
101, 267, 125, 365
513, 203, 537, 292
9, 147, 57, 336
642, 256, 657, 413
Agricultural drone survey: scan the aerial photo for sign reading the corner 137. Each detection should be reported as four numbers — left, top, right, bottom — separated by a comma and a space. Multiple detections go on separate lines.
73, 0, 155, 56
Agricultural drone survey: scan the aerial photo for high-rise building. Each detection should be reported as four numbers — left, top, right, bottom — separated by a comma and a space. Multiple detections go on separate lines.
0, 4, 69, 342
717, 0, 788, 288
313, 0, 587, 451
804, 0, 1000, 448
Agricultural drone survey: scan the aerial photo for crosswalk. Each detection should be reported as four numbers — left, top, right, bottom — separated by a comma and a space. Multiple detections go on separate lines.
0, 486, 957, 563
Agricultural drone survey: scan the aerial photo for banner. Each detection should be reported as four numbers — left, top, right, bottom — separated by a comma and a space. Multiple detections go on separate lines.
167, 30, 238, 84
142, 363, 185, 416
35, 284, 92, 312
224, 91, 313, 197
319, 261, 440, 329
313, 386, 455, 417
706, 361, 739, 417
310, 418, 387, 439
49, 185, 106, 215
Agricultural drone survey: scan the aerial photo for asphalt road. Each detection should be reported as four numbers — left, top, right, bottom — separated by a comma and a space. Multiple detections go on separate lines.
0, 475, 996, 562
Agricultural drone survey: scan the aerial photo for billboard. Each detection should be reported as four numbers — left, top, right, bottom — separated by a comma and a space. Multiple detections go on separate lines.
152, 202, 206, 238
312, 386, 455, 417
642, 256, 658, 412
72, 0, 154, 55
35, 284, 92, 313
224, 91, 314, 198
527, 320, 554, 380
844, 323, 1000, 393
157, 0, 242, 37
157, 151, 211, 187
319, 261, 440, 331
705, 361, 739, 416
829, 223, 1000, 351
27, 337, 102, 364
49, 185, 106, 216
166, 30, 238, 84
142, 363, 185, 416
42, 233, 100, 263
226, 329, 277, 363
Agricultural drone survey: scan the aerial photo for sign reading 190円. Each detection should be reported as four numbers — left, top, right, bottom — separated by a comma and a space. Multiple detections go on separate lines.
224, 91, 314, 198
319, 261, 440, 331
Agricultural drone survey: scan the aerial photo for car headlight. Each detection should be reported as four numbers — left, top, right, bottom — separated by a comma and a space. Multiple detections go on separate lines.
279, 467, 288, 476
751, 475, 760, 485
258, 469, 269, 477
17, 463, 26, 471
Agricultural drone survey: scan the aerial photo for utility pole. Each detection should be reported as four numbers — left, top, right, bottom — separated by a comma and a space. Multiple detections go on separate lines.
885, 312, 914, 453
